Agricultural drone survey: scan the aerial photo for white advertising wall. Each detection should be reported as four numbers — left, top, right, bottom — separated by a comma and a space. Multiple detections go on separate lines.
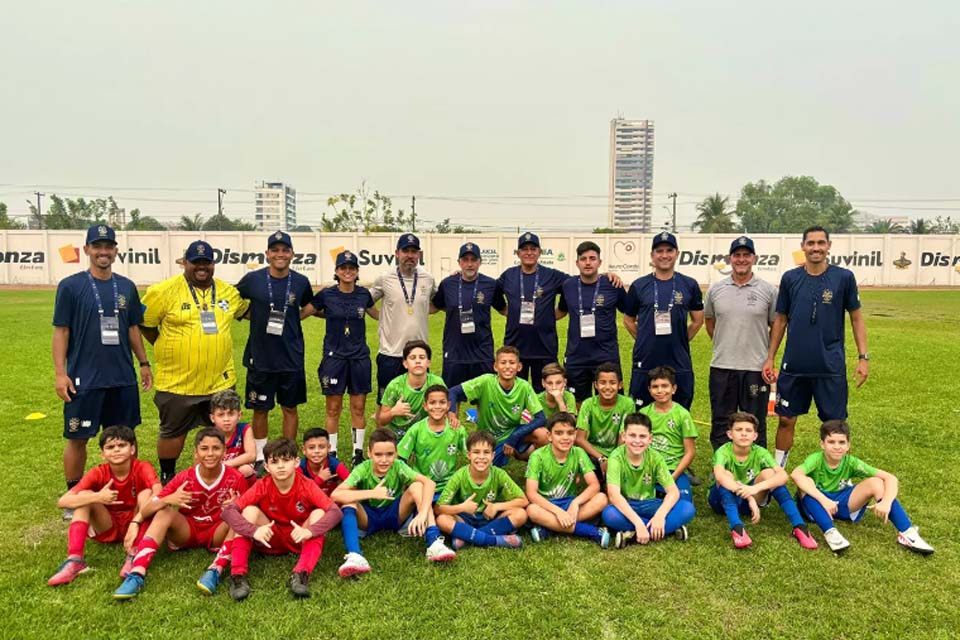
1, 230, 959, 287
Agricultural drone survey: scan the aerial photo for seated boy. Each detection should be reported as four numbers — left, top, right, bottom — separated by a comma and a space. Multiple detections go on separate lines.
575, 363, 636, 479
48, 426, 160, 586
448, 345, 548, 467
601, 414, 695, 547
210, 389, 256, 484
638, 366, 697, 502
220, 438, 343, 600
397, 384, 467, 495
113, 428, 249, 599
525, 412, 610, 547
333, 428, 457, 577
791, 420, 934, 554
709, 412, 817, 550
435, 431, 528, 549
376, 340, 453, 441
538, 363, 576, 419
299, 428, 350, 497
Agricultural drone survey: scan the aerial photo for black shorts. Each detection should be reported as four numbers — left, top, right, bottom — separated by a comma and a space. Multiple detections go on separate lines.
442, 360, 494, 388
708, 368, 769, 450
517, 357, 554, 394
629, 365, 694, 410
775, 372, 847, 422
244, 369, 307, 411
154, 391, 214, 439
376, 354, 406, 403
319, 356, 372, 396
566, 362, 622, 402
63, 386, 141, 440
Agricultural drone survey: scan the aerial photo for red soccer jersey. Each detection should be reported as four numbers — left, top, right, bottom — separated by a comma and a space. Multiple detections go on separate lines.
71, 460, 159, 515
234, 472, 334, 526
223, 422, 251, 462
298, 455, 350, 497
158, 464, 249, 523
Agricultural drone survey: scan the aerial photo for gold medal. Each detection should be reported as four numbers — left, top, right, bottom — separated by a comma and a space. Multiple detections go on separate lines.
345, 326, 350, 336
407, 306, 414, 315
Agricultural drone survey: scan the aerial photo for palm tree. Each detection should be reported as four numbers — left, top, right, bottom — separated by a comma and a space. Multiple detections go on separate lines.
178, 214, 204, 231
864, 218, 905, 234
909, 218, 930, 235
692, 193, 739, 233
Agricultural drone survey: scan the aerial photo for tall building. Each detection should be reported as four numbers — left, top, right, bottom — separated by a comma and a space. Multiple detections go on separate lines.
608, 118, 654, 231
254, 181, 297, 231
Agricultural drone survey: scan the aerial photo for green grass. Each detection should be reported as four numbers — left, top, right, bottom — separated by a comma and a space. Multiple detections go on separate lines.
1, 289, 958, 639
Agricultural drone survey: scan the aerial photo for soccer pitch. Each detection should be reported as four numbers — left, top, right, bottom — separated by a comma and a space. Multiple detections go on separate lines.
2, 289, 958, 640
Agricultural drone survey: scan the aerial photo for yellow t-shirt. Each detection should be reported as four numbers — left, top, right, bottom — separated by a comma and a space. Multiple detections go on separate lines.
141, 275, 249, 396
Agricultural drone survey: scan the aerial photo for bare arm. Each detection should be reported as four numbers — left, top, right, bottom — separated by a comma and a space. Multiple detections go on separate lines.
672, 438, 696, 479
623, 315, 638, 339
555, 308, 568, 321
128, 325, 152, 391
575, 429, 604, 461
52, 326, 75, 402
704, 317, 716, 339
687, 310, 704, 342
762, 313, 788, 380
849, 308, 869, 388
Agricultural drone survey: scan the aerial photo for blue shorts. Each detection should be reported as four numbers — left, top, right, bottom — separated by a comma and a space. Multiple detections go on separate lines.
630, 367, 694, 410
442, 360, 493, 388
376, 354, 406, 402
494, 439, 534, 467
319, 356, 372, 396
63, 385, 141, 440
244, 369, 307, 410
656, 473, 693, 502
775, 372, 847, 422
799, 486, 866, 522
359, 500, 403, 536
548, 496, 576, 510
459, 512, 493, 529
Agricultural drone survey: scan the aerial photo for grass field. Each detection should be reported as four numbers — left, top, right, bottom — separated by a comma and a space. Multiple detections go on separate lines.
1, 289, 958, 640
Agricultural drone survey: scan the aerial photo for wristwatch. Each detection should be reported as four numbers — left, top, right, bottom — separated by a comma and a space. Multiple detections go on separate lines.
139, 361, 150, 367
857, 353, 870, 361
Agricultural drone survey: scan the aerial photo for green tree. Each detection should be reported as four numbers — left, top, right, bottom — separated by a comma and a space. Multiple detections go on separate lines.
179, 214, 204, 231
736, 176, 856, 234
202, 213, 256, 231
592, 227, 626, 234
863, 218, 906, 234
125, 209, 166, 231
431, 218, 479, 234
930, 216, 960, 234
289, 225, 313, 232
692, 193, 739, 233
908, 218, 930, 235
322, 182, 416, 233
0, 202, 25, 229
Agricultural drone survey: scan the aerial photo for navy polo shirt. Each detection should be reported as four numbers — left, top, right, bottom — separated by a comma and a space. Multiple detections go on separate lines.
432, 273, 497, 364
558, 275, 626, 367
311, 285, 375, 359
623, 272, 704, 373
493, 265, 568, 359
236, 268, 313, 373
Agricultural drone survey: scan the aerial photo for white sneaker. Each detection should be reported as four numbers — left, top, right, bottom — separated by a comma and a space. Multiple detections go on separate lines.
897, 526, 934, 555
337, 552, 371, 578
425, 537, 456, 563
823, 527, 851, 553
614, 530, 635, 549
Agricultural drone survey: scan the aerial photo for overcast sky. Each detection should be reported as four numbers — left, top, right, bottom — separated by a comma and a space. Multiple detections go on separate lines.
2, 1, 958, 231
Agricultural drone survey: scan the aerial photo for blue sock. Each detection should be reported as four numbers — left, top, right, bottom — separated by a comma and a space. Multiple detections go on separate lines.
718, 486, 744, 529
800, 495, 835, 533
771, 486, 804, 528
573, 522, 599, 540
453, 522, 495, 546
425, 525, 441, 547
341, 507, 362, 554
889, 499, 912, 532
480, 517, 515, 535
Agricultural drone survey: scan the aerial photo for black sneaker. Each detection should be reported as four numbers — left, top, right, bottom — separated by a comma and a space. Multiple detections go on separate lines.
352, 449, 364, 468
687, 471, 703, 487
160, 471, 175, 486
229, 574, 251, 601
253, 460, 266, 478
288, 571, 311, 598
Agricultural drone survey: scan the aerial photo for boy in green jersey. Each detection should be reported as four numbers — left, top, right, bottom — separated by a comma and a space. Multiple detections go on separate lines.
538, 362, 576, 419
709, 412, 817, 550
575, 363, 637, 479
525, 413, 610, 547
638, 366, 697, 502
601, 414, 695, 547
791, 420, 934, 554
333, 428, 457, 577
448, 345, 547, 467
435, 431, 528, 549
397, 384, 467, 495
377, 341, 457, 440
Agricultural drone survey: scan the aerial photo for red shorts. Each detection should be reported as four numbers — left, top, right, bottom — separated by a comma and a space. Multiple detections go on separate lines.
90, 510, 135, 544
252, 523, 301, 556
169, 517, 225, 552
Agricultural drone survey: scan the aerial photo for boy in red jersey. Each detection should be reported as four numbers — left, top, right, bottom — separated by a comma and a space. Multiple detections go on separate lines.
112, 428, 248, 599
48, 426, 160, 587
220, 438, 343, 600
211, 390, 256, 484
299, 428, 349, 497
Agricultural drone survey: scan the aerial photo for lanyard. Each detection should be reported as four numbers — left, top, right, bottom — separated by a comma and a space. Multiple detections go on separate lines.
652, 277, 676, 314
519, 268, 539, 303
87, 271, 119, 316
186, 276, 217, 311
266, 271, 293, 313
457, 274, 479, 312
397, 268, 418, 308
577, 278, 600, 316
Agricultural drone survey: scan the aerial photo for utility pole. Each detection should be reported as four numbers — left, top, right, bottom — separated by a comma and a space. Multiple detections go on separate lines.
217, 188, 226, 230
34, 192, 44, 229
410, 195, 417, 232
668, 192, 678, 232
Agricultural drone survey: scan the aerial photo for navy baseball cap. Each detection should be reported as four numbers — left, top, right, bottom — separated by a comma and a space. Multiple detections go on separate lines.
85, 224, 116, 245
459, 242, 481, 258
335, 250, 359, 268
397, 233, 421, 250
184, 240, 215, 263
518, 232, 540, 248
729, 235, 756, 254
652, 231, 678, 250
268, 230, 292, 249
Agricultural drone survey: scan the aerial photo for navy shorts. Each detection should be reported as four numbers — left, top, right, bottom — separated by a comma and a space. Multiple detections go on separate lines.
566, 362, 622, 402
244, 369, 307, 411
517, 357, 553, 394
493, 439, 534, 467
359, 500, 403, 536
629, 367, 694, 410
319, 356, 372, 396
63, 385, 141, 440
458, 512, 493, 529
798, 486, 866, 522
442, 360, 493, 388
376, 354, 406, 402
775, 372, 847, 421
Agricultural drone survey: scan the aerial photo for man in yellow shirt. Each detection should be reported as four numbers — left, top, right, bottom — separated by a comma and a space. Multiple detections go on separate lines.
140, 240, 249, 484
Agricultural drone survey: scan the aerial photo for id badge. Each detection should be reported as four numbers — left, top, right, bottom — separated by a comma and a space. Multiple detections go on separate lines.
519, 301, 536, 325
266, 309, 285, 336
580, 313, 596, 338
200, 310, 219, 335
100, 316, 120, 345
654, 311, 672, 336
459, 309, 475, 334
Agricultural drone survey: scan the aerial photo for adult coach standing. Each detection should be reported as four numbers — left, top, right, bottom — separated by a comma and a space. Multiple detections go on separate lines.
623, 231, 704, 409
763, 226, 868, 468
236, 231, 313, 469
140, 240, 249, 484
703, 236, 777, 451
53, 224, 152, 515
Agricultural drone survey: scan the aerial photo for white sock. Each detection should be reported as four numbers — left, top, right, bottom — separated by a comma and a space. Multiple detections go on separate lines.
255, 438, 267, 462
353, 428, 365, 451
775, 449, 790, 468
329, 432, 338, 451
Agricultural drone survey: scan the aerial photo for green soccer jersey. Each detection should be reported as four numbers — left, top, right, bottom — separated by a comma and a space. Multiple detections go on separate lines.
524, 445, 595, 500
537, 389, 577, 420
639, 402, 698, 470
380, 372, 446, 435
797, 451, 878, 493
576, 394, 636, 456
343, 458, 419, 509
462, 374, 543, 444
397, 418, 467, 491
606, 445, 674, 501
437, 466, 524, 512
712, 442, 776, 485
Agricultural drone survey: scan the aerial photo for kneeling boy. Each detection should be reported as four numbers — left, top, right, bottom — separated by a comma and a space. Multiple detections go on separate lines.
397, 384, 467, 495
575, 363, 636, 479
300, 428, 350, 497
638, 366, 698, 502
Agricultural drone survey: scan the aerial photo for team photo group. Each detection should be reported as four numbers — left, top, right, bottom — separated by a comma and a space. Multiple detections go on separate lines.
48, 223, 935, 602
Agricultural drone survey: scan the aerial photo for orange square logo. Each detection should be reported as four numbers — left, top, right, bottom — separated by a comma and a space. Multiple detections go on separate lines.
59, 245, 80, 263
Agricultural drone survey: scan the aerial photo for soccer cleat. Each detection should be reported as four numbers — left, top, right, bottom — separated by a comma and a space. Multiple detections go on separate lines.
614, 530, 635, 549
688, 471, 703, 486
253, 460, 266, 478
196, 568, 221, 595
731, 527, 752, 549
47, 559, 88, 586
229, 574, 251, 601
674, 525, 689, 542
897, 526, 935, 555
338, 552, 371, 578
351, 449, 365, 468
119, 554, 134, 578
598, 527, 611, 549
451, 537, 466, 551
113, 573, 145, 600
529, 526, 549, 543
793, 526, 819, 550
425, 537, 457, 562
823, 527, 851, 553
288, 571, 311, 598
495, 534, 523, 549
160, 471, 175, 486
62, 508, 74, 521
